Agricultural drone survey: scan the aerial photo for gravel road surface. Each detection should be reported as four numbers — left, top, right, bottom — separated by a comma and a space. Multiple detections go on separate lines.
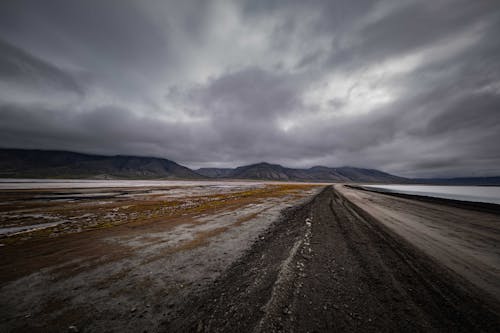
166, 185, 500, 332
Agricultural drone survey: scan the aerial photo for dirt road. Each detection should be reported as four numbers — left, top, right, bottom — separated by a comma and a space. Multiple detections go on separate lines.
2, 184, 499, 332
166, 186, 500, 332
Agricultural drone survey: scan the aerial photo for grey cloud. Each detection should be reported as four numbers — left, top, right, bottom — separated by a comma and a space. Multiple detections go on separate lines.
0, 38, 82, 94
199, 68, 302, 119
326, 1, 498, 71
0, 0, 167, 68
0, 103, 210, 161
0, 0, 499, 177
423, 93, 500, 136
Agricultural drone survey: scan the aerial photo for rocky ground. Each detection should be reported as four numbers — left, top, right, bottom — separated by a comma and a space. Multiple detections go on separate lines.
1, 183, 499, 332
0, 182, 319, 332
165, 186, 500, 332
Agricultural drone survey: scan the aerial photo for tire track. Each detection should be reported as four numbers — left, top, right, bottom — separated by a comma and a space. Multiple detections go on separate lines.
163, 186, 500, 332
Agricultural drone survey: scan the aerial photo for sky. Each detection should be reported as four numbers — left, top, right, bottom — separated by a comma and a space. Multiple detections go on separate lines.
0, 0, 499, 178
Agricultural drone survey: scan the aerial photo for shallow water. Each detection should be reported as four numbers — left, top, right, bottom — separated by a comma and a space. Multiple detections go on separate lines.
0, 178, 265, 190
363, 185, 500, 205
0, 221, 64, 235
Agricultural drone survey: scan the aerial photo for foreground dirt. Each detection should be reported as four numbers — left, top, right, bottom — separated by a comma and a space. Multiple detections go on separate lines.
0, 183, 319, 332
166, 186, 500, 332
1, 184, 499, 332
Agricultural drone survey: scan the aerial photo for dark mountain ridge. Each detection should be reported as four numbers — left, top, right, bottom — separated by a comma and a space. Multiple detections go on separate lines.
195, 168, 234, 178
0, 149, 202, 179
197, 162, 407, 182
1, 149, 498, 184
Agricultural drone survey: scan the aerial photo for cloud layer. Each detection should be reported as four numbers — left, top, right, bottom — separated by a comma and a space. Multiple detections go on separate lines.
1, 0, 499, 177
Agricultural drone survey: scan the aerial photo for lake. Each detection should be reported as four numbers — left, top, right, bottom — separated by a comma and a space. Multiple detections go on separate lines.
363, 184, 500, 205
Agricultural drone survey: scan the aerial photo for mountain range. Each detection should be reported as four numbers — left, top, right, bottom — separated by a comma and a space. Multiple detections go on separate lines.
1, 148, 499, 184
196, 163, 405, 182
0, 149, 201, 179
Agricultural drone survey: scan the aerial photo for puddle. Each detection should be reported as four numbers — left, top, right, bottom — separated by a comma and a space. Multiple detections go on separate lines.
0, 221, 64, 235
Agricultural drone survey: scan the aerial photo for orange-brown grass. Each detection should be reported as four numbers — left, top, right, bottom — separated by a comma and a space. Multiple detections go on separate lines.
2, 184, 318, 244
0, 184, 320, 284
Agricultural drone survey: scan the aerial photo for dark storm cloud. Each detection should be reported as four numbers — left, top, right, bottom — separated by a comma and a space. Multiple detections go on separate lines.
0, 38, 82, 94
0, 103, 210, 161
328, 1, 496, 68
0, 0, 499, 177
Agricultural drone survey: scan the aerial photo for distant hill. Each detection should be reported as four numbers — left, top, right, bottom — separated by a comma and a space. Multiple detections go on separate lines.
196, 168, 234, 178
0, 149, 406, 182
2, 149, 497, 184
0, 149, 203, 179
197, 162, 407, 183
414, 177, 500, 186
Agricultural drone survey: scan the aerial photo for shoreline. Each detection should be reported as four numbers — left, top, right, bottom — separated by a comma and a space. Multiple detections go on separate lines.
348, 184, 500, 215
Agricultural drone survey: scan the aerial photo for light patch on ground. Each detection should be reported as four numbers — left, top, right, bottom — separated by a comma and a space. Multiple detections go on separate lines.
0, 181, 322, 332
